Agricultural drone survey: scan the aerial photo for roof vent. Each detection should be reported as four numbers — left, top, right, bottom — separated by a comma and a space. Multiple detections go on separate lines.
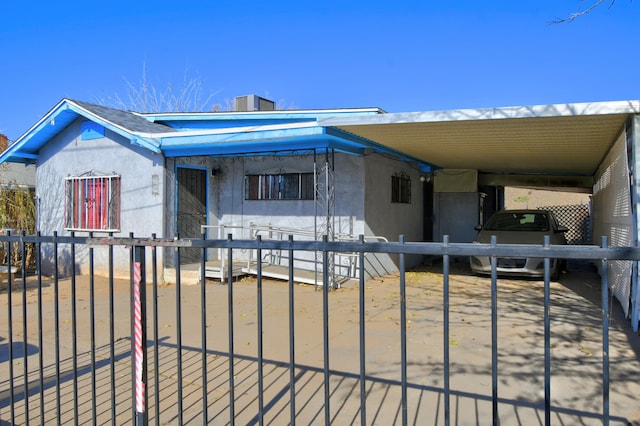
234, 95, 275, 112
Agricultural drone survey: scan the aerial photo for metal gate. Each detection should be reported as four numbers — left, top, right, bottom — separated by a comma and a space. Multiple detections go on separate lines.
1, 233, 639, 425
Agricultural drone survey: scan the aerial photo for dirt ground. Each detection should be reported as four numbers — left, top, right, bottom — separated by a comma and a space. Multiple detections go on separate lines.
1, 260, 639, 425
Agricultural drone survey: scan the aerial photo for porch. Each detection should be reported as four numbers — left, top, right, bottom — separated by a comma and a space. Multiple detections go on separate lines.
167, 223, 386, 286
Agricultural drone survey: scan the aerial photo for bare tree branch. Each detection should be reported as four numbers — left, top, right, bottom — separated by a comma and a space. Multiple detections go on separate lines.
97, 62, 295, 113
549, 0, 618, 24
96, 62, 223, 113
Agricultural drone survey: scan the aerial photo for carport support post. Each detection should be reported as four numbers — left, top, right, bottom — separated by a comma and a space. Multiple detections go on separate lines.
133, 245, 148, 425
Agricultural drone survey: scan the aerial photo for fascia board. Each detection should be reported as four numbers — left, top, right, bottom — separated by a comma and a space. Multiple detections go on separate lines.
158, 125, 325, 148
161, 136, 366, 157
144, 121, 318, 139
142, 108, 384, 122
12, 98, 70, 144
162, 137, 332, 157
0, 99, 75, 164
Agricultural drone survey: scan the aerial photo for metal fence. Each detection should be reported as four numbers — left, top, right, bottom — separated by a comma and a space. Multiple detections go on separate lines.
1, 232, 639, 425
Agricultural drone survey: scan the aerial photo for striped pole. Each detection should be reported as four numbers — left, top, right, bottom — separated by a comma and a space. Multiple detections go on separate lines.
133, 246, 148, 425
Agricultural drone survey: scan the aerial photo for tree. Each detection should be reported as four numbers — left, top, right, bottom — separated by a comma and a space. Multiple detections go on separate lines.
98, 63, 296, 113
550, 0, 624, 23
97, 63, 223, 113
0, 133, 36, 268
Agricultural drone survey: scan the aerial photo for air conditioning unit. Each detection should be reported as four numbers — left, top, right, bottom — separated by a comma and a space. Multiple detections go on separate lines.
234, 95, 275, 112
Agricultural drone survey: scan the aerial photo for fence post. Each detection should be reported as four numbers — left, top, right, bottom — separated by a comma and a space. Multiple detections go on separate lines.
133, 245, 148, 425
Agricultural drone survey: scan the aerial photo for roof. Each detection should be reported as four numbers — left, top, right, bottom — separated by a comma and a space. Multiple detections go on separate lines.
2, 99, 638, 189
320, 101, 640, 181
72, 100, 175, 134
142, 107, 384, 131
0, 99, 174, 162
0, 99, 430, 170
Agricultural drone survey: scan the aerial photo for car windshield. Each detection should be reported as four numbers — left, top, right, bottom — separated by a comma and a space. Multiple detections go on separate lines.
483, 212, 550, 232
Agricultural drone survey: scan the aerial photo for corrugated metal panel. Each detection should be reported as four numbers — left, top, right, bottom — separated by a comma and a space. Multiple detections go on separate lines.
334, 114, 628, 175
592, 131, 633, 316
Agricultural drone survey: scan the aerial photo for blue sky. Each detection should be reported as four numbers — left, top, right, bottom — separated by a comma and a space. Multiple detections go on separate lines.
1, 0, 638, 141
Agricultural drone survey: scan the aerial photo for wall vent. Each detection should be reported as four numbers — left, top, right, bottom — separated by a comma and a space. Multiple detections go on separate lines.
234, 95, 275, 112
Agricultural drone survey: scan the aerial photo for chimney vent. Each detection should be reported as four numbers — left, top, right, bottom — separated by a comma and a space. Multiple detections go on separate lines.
234, 95, 275, 112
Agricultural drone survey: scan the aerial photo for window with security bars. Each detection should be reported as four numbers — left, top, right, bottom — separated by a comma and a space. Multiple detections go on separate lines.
64, 175, 121, 231
392, 173, 411, 204
245, 173, 314, 200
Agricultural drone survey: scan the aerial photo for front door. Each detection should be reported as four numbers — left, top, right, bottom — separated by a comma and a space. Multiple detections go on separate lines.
177, 167, 207, 264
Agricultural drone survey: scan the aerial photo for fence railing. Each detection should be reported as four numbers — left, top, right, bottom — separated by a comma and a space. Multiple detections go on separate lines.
1, 232, 639, 425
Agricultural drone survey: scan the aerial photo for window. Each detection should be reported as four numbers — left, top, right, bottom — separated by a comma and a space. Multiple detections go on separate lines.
391, 172, 411, 204
484, 212, 550, 232
64, 175, 121, 231
245, 173, 314, 200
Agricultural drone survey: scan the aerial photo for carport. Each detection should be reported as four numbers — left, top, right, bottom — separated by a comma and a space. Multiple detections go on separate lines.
319, 100, 640, 331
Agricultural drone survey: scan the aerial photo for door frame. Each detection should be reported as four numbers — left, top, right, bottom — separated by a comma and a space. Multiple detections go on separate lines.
175, 165, 209, 260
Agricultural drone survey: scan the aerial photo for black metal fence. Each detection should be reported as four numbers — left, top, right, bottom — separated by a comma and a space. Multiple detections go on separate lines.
1, 232, 639, 425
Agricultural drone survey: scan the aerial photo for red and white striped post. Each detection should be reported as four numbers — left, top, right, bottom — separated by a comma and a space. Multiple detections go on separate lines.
133, 246, 147, 425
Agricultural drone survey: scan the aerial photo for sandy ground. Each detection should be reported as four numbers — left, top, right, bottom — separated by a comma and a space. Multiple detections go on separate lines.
1, 260, 639, 425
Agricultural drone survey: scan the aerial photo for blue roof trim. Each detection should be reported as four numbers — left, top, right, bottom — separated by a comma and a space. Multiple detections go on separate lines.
0, 100, 431, 171
162, 137, 366, 158
159, 126, 326, 147
159, 126, 367, 157
158, 124, 433, 171
64, 102, 161, 153
144, 108, 383, 123
0, 100, 72, 164
0, 99, 162, 164
158, 117, 315, 131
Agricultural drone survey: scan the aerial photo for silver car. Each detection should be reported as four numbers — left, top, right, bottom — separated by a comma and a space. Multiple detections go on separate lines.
470, 209, 568, 279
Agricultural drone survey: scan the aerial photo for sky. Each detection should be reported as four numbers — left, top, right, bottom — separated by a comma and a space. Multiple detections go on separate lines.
1, 0, 639, 142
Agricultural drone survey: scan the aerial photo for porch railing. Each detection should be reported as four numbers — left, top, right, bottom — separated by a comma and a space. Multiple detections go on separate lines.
200, 223, 389, 285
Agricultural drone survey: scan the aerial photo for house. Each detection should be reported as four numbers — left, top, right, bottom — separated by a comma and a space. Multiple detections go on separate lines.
0, 133, 35, 232
1, 97, 639, 331
0, 97, 432, 282
0, 133, 35, 193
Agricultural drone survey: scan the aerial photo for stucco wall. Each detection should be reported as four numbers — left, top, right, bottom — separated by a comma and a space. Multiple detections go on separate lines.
433, 192, 481, 243
364, 154, 424, 274
169, 152, 422, 277
168, 154, 366, 270
36, 118, 166, 278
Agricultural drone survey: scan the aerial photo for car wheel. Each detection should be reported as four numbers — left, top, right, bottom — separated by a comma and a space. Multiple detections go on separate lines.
551, 266, 559, 281
551, 259, 563, 281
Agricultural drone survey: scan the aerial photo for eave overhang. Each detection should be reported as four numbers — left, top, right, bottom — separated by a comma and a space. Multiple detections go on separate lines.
319, 100, 640, 178
0, 99, 161, 165
157, 124, 435, 171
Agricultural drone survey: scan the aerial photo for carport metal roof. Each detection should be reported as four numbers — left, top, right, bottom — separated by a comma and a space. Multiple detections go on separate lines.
320, 100, 640, 189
